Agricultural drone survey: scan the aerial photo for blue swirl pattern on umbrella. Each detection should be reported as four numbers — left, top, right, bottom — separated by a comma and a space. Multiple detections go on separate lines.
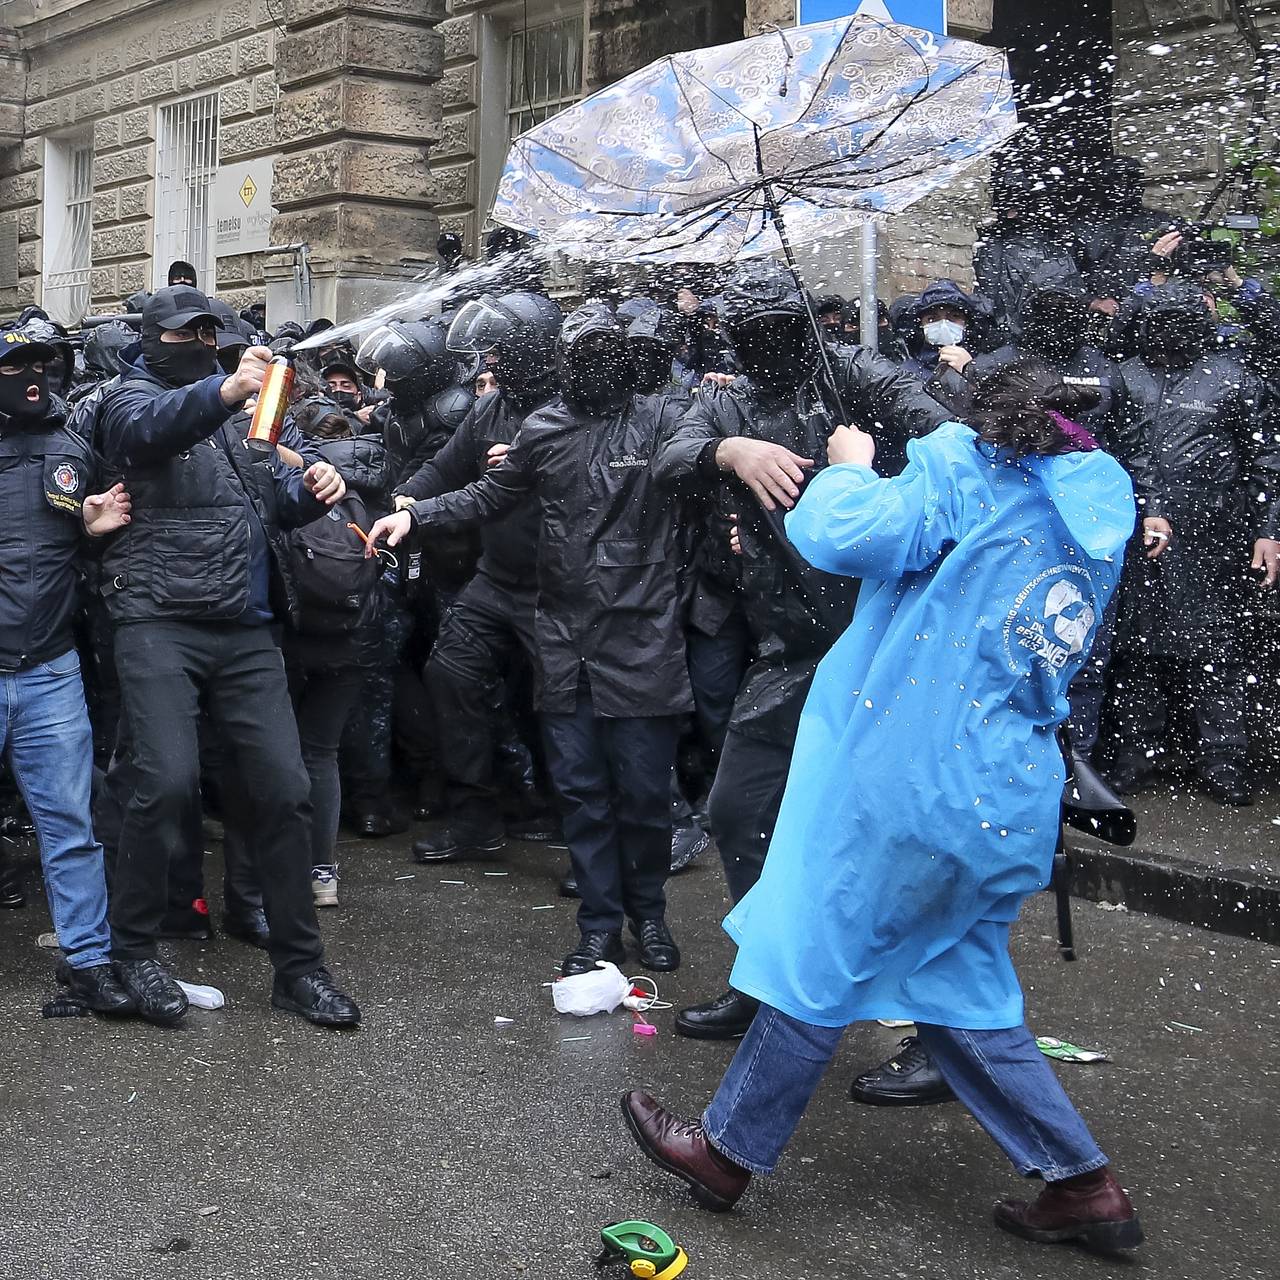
492, 14, 1020, 263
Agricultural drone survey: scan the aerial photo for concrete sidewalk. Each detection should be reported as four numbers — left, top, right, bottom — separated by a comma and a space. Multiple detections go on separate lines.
1, 830, 1277, 1280
1065, 779, 1280, 945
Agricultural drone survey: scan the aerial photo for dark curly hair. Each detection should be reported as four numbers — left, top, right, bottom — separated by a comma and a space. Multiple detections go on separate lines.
965, 355, 1100, 459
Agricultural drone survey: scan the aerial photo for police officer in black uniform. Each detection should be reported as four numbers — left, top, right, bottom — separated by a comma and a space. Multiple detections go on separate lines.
94, 285, 360, 1027
395, 292, 563, 861
369, 304, 693, 977
0, 327, 133, 1014
1108, 281, 1280, 805
652, 260, 950, 1040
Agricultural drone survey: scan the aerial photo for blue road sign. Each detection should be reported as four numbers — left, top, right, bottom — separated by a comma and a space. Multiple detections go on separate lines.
797, 1, 946, 32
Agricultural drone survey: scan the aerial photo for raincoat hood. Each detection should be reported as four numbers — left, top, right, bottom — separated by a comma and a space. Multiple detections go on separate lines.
558, 303, 636, 413
1016, 444, 1137, 562
913, 280, 981, 323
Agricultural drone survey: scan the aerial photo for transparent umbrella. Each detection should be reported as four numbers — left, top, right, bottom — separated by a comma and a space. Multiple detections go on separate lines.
491, 12, 1020, 268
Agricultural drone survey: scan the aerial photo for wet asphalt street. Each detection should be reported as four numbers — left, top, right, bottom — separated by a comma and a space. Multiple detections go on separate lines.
1, 826, 1277, 1280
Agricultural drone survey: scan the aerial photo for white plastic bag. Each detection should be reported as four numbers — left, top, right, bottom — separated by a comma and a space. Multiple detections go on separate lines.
551, 961, 630, 1016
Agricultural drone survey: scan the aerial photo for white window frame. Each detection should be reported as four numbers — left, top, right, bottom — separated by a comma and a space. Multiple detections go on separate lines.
153, 91, 220, 292
41, 133, 94, 327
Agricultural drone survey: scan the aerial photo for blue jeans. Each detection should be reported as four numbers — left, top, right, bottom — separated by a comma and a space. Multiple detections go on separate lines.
0, 650, 111, 968
703, 1005, 1108, 1181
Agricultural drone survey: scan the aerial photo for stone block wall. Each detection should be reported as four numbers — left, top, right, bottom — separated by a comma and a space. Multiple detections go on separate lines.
1112, 0, 1280, 214
0, 0, 280, 316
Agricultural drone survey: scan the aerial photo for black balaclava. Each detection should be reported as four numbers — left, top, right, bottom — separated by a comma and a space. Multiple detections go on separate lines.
729, 313, 817, 394
630, 339, 674, 394
167, 260, 198, 287
1141, 310, 1208, 370
144, 330, 216, 386
557, 306, 635, 415
1022, 292, 1088, 361
562, 330, 636, 415
0, 355, 51, 428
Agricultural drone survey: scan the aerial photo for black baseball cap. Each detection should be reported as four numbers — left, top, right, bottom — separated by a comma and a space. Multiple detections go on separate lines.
320, 357, 362, 383
0, 327, 58, 365
142, 285, 223, 333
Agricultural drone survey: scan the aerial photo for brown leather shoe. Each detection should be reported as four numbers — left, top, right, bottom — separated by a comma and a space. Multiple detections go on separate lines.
621, 1090, 750, 1212
994, 1167, 1143, 1253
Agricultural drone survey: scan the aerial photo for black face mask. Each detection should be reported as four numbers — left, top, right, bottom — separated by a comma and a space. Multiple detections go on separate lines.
562, 335, 636, 415
730, 314, 816, 394
143, 334, 216, 386
0, 364, 50, 427
1022, 297, 1087, 360
330, 390, 362, 413
1140, 314, 1206, 368
630, 342, 673, 395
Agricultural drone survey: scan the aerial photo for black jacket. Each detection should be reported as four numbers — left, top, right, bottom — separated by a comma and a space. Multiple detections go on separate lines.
407, 394, 694, 719
1116, 351, 1279, 538
0, 409, 96, 671
95, 355, 326, 625
396, 388, 548, 592
1075, 206, 1171, 302
652, 350, 949, 744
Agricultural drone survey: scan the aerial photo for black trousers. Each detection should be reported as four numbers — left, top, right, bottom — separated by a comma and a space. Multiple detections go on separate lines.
426, 573, 539, 824
110, 621, 324, 979
1065, 592, 1118, 759
541, 692, 680, 934
708, 729, 794, 904
98, 704, 263, 917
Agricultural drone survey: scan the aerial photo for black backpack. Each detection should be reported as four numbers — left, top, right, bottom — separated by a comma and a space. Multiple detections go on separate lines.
288, 493, 382, 634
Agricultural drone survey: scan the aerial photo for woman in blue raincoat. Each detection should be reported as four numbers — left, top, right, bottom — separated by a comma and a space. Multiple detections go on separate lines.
623, 359, 1145, 1255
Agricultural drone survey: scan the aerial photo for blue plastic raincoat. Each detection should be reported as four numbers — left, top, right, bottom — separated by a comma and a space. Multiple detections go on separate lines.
725, 421, 1135, 1029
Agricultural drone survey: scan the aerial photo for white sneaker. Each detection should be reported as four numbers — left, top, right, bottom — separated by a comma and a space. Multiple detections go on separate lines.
311, 864, 339, 908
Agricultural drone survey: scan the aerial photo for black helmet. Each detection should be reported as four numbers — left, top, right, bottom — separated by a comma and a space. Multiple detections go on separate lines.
356, 318, 458, 394
83, 321, 136, 379
627, 304, 686, 395
447, 291, 562, 393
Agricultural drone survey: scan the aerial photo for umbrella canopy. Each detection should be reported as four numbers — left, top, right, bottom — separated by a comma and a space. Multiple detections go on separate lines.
492, 13, 1019, 265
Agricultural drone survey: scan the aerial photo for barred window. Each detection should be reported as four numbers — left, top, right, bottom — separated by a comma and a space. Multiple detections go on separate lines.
507, 15, 584, 139
154, 93, 220, 292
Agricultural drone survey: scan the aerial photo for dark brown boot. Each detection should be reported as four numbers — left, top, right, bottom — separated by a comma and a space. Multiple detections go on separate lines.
994, 1166, 1143, 1253
621, 1090, 750, 1212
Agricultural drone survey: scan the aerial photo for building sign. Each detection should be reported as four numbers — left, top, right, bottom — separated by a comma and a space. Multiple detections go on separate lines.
213, 158, 276, 257
798, 0, 946, 31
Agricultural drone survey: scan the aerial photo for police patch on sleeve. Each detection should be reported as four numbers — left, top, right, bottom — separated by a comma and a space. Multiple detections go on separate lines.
44, 457, 87, 514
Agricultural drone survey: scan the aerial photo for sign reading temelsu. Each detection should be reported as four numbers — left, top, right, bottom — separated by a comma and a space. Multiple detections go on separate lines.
214, 158, 276, 257
797, 0, 947, 31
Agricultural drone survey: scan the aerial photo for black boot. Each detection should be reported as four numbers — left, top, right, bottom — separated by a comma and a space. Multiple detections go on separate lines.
1198, 760, 1252, 806
0, 844, 24, 909
271, 966, 361, 1027
57, 959, 136, 1016
630, 918, 681, 972
558, 867, 580, 899
561, 930, 625, 977
1106, 750, 1158, 797
224, 907, 271, 950
675, 990, 759, 1041
114, 958, 189, 1026
412, 818, 505, 863
158, 897, 212, 941
850, 1036, 957, 1106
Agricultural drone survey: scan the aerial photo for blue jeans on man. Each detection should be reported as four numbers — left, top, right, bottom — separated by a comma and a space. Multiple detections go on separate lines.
1, 649, 112, 968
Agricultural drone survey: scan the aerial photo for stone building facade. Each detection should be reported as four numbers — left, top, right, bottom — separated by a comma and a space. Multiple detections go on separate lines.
0, 0, 1275, 327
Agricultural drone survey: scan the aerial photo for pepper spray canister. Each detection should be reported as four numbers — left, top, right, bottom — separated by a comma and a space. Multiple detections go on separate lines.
245, 351, 295, 454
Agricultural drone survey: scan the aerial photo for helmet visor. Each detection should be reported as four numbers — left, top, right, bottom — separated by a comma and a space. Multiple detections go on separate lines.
357, 324, 420, 378
447, 297, 516, 356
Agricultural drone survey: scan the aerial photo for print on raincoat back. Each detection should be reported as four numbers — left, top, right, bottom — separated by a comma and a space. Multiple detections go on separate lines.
723, 421, 1135, 1032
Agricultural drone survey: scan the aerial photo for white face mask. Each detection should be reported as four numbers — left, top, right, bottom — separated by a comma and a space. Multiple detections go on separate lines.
923, 319, 965, 348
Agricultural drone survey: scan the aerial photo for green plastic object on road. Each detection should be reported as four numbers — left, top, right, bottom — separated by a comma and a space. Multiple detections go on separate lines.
597, 1221, 688, 1279
1037, 1035, 1111, 1063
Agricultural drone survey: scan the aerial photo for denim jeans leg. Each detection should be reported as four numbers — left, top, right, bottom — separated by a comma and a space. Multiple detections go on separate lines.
5, 652, 112, 969
702, 1004, 845, 1175
916, 1023, 1108, 1181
